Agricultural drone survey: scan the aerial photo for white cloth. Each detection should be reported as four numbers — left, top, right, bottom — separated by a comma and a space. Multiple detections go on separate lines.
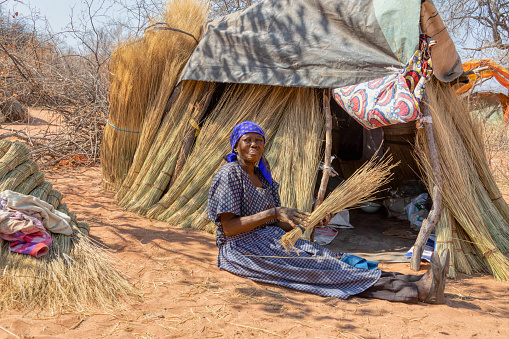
0, 190, 71, 235
327, 210, 353, 229
313, 226, 339, 246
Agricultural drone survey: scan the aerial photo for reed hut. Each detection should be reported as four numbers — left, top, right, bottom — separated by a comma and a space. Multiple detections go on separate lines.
102, 0, 509, 280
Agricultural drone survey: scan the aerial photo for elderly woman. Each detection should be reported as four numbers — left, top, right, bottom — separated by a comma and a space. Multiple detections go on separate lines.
207, 121, 449, 304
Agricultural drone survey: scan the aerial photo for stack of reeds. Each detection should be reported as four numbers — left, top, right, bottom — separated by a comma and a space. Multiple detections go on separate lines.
416, 79, 509, 281
113, 84, 326, 234
101, 0, 208, 190
145, 84, 293, 225
0, 141, 134, 310
264, 88, 325, 212
281, 154, 397, 249
116, 80, 212, 213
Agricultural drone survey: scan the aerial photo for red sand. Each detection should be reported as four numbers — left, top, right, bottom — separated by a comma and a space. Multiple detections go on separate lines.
0, 166, 507, 338
0, 109, 508, 338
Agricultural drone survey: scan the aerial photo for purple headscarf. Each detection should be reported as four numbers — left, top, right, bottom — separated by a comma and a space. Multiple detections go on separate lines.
226, 121, 272, 184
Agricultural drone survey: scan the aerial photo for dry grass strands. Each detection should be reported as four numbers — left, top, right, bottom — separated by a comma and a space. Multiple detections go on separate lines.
264, 88, 324, 212
29, 181, 53, 200
0, 231, 135, 312
416, 79, 509, 280
0, 160, 38, 191
0, 141, 135, 311
147, 84, 293, 222
105, 0, 208, 191
0, 142, 29, 179
46, 189, 64, 209
434, 207, 457, 278
441, 87, 509, 223
118, 81, 211, 214
0, 140, 11, 157
14, 171, 45, 195
281, 154, 397, 249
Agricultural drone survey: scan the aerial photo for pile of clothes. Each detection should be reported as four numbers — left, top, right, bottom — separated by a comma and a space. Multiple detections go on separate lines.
0, 190, 71, 258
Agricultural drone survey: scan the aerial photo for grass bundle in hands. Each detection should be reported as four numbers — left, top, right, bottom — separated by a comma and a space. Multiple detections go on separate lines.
281, 154, 397, 249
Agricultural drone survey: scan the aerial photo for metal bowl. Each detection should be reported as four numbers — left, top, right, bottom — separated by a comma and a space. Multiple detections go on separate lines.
360, 202, 381, 213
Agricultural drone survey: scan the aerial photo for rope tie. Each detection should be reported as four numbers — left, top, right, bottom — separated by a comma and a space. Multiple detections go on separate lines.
156, 202, 169, 209
0, 160, 14, 171
417, 116, 433, 128
106, 119, 141, 134
483, 248, 499, 258
319, 162, 338, 177
491, 196, 503, 201
144, 182, 164, 192
189, 118, 200, 137
145, 22, 199, 44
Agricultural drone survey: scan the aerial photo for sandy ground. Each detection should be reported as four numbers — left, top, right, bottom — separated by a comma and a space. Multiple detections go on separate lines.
0, 166, 507, 339
0, 109, 508, 338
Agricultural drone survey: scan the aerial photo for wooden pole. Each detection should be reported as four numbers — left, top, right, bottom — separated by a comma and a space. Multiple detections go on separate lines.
314, 89, 333, 209
170, 83, 215, 186
410, 92, 444, 271
305, 89, 333, 241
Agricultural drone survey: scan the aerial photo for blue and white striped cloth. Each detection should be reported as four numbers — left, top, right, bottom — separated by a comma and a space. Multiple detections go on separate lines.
207, 161, 381, 298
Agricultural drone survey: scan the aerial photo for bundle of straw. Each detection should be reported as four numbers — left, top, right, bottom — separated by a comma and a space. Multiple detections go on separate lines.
0, 142, 30, 179
14, 172, 45, 195
145, 84, 293, 222
281, 154, 397, 249
0, 140, 11, 158
118, 81, 211, 214
264, 88, 324, 212
46, 189, 64, 208
29, 181, 53, 200
101, 0, 208, 190
0, 232, 134, 311
0, 141, 135, 310
416, 79, 509, 280
0, 159, 38, 191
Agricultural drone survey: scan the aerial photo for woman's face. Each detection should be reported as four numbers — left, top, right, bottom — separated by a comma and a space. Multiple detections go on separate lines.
234, 132, 265, 164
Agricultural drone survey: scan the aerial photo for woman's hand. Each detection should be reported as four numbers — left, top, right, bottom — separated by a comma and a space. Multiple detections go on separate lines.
276, 207, 311, 229
318, 212, 334, 227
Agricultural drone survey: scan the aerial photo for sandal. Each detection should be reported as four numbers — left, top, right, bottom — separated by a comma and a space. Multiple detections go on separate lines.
424, 250, 444, 304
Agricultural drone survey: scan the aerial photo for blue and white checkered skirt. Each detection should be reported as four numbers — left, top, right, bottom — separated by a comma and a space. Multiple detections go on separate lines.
218, 226, 381, 299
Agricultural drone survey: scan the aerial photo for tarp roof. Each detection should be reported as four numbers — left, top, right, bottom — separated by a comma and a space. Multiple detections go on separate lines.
180, 0, 422, 88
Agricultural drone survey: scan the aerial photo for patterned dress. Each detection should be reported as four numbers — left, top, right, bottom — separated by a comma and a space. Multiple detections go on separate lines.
207, 161, 381, 299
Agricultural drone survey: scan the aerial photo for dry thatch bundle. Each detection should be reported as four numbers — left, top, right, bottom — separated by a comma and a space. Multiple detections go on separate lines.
264, 88, 325, 212
281, 154, 397, 249
0, 141, 134, 310
101, 0, 208, 190
0, 231, 133, 311
416, 79, 509, 280
0, 142, 30, 179
13, 171, 45, 195
0, 159, 38, 191
145, 84, 293, 223
115, 84, 325, 233
117, 81, 212, 214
